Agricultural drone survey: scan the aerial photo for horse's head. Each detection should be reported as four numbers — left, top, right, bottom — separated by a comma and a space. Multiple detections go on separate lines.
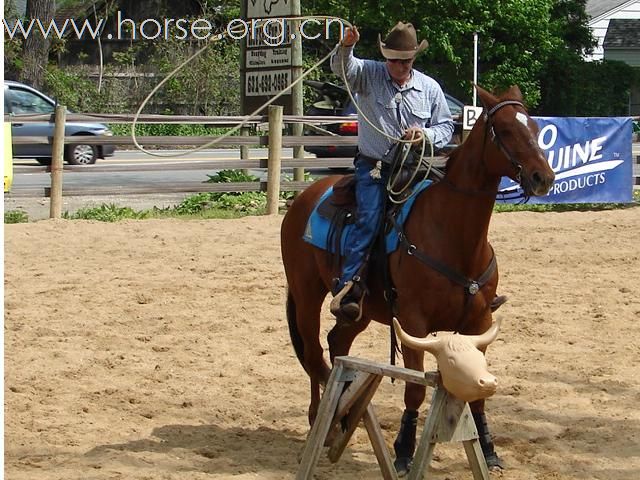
476, 85, 555, 196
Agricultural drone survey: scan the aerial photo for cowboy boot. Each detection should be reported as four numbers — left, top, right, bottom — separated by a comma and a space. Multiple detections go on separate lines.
490, 295, 508, 312
330, 280, 365, 323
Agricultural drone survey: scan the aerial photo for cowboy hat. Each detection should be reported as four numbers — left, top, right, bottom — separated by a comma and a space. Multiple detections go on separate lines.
378, 22, 428, 60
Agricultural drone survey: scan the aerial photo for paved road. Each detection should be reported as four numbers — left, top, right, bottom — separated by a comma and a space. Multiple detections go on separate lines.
10, 147, 329, 191
5, 147, 334, 220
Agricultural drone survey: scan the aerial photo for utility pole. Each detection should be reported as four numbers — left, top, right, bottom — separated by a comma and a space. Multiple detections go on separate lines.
473, 32, 479, 106
291, 0, 304, 185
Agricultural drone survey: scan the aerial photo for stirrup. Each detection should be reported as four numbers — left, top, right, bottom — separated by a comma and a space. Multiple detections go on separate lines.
330, 281, 364, 323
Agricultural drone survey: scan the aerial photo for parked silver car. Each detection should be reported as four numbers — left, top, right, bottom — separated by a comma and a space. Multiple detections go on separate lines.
4, 80, 115, 165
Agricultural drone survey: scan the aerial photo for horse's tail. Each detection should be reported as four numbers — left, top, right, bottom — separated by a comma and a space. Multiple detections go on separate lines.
286, 289, 308, 373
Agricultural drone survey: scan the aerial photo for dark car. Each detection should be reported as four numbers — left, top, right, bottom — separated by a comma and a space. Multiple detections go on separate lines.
4, 80, 115, 165
303, 80, 464, 158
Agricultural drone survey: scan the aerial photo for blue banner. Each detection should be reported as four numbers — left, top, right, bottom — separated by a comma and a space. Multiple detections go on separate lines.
497, 117, 633, 204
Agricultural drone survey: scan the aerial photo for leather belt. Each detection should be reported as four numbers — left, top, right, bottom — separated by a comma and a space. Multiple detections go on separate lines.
356, 152, 382, 165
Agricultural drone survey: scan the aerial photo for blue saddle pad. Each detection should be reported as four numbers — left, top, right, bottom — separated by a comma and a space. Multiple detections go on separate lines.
303, 179, 433, 254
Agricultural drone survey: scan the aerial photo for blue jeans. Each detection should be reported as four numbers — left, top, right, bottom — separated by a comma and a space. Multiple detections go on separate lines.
337, 157, 387, 291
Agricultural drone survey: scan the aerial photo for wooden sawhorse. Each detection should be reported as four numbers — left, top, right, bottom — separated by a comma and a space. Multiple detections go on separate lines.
296, 356, 490, 480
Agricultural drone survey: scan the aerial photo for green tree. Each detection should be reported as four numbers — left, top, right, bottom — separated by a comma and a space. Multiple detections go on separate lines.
302, 0, 603, 110
536, 0, 633, 116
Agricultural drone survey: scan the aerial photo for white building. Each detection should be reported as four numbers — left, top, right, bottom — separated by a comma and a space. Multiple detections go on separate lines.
586, 0, 640, 61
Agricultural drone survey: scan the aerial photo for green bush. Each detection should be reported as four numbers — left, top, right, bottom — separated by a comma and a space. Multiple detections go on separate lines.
44, 66, 108, 112
172, 193, 219, 215
206, 169, 259, 184
110, 123, 230, 137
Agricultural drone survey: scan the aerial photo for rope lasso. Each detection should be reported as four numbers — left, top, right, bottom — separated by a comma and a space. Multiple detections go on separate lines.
132, 16, 345, 157
131, 13, 437, 188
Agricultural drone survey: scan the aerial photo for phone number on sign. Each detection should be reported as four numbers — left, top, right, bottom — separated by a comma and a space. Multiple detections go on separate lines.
246, 71, 291, 96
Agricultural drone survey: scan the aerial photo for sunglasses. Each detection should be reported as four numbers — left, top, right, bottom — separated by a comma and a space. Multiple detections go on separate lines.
388, 58, 414, 65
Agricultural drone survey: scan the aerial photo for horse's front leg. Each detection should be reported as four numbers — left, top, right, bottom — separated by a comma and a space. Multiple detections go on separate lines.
393, 345, 426, 476
469, 398, 504, 469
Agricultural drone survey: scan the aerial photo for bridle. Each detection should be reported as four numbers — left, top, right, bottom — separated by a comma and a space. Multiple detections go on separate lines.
441, 99, 529, 197
485, 99, 528, 184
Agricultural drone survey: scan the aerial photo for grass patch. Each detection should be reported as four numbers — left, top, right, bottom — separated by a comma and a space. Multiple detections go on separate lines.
4, 210, 29, 224
63, 204, 153, 221
9, 170, 637, 223
60, 170, 281, 221
494, 189, 640, 213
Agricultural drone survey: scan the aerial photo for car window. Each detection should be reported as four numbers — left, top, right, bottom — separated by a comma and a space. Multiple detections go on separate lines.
446, 96, 463, 117
9, 88, 54, 115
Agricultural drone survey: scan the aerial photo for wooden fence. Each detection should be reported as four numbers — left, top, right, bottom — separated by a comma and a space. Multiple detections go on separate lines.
5, 110, 640, 217
5, 108, 361, 216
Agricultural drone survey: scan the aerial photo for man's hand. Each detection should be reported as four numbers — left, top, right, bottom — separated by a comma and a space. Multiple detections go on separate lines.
403, 127, 426, 146
341, 26, 360, 47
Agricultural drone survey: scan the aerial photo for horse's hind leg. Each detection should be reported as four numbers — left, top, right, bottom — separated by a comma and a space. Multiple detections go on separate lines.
288, 282, 331, 426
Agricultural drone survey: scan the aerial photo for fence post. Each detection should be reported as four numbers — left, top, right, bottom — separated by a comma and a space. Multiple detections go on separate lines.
240, 125, 250, 176
49, 105, 66, 219
266, 105, 283, 215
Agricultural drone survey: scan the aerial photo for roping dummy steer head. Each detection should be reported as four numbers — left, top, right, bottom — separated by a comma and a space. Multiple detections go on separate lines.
392, 318, 503, 403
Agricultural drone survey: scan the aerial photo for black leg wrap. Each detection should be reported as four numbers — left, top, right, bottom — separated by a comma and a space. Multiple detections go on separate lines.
472, 411, 504, 470
393, 409, 419, 476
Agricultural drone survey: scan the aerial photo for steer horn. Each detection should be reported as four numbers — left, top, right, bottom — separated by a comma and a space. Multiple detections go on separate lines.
392, 317, 503, 352
392, 318, 443, 354
467, 317, 503, 349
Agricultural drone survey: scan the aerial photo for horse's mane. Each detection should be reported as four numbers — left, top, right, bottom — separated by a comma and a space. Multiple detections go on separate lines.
443, 142, 462, 171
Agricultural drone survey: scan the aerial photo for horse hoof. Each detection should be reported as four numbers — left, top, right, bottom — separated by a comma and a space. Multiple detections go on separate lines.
393, 457, 412, 477
485, 452, 504, 470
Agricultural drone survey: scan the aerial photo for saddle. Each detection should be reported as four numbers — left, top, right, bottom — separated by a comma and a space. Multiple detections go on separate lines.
316, 160, 446, 231
316, 175, 357, 222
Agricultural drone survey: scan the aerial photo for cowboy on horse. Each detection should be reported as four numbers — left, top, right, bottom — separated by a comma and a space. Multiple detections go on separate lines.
328, 22, 455, 323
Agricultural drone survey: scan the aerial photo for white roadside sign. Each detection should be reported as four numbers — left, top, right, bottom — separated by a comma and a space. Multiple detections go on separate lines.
246, 48, 291, 68
463, 106, 484, 130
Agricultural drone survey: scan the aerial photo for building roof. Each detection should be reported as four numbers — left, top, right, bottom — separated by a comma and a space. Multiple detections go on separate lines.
53, 1, 108, 26
586, 0, 632, 19
603, 18, 640, 47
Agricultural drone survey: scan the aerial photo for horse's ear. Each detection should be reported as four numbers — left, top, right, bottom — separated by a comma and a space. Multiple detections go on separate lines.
503, 85, 523, 101
474, 85, 498, 110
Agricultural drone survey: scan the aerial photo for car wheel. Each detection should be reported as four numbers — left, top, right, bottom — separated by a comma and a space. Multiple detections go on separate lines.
65, 143, 97, 165
36, 157, 52, 165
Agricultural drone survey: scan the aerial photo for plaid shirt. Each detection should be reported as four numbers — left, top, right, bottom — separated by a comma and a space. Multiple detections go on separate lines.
331, 45, 454, 159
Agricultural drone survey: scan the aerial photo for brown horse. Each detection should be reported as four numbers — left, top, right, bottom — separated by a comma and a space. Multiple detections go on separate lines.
280, 85, 555, 474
